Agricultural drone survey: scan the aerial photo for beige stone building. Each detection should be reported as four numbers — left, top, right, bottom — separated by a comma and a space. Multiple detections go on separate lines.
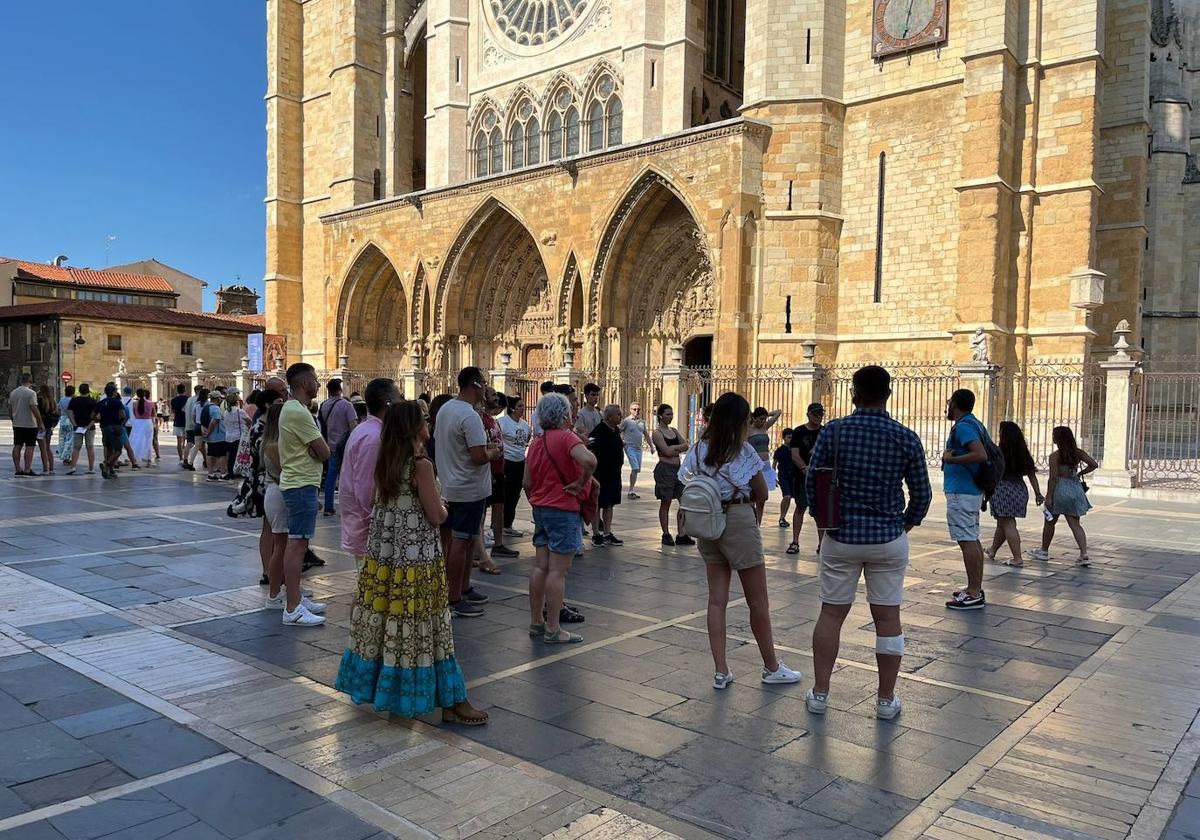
265, 0, 1199, 381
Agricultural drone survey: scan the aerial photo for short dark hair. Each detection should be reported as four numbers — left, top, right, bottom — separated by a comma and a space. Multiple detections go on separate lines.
19, 372, 32, 384
364, 378, 395, 414
194, 383, 203, 393
327, 378, 343, 394
254, 388, 282, 411
457, 366, 485, 390
553, 383, 575, 396
176, 383, 186, 395
539, 380, 555, 394
286, 362, 314, 386
950, 388, 976, 413
852, 365, 892, 404
197, 387, 210, 404
104, 382, 118, 397
418, 392, 431, 404
79, 383, 90, 395
64, 384, 75, 397
782, 427, 793, 438
583, 383, 600, 396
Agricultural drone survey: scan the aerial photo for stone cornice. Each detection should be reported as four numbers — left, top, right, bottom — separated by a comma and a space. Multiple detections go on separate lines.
320, 118, 765, 225
329, 60, 384, 78
955, 176, 1019, 194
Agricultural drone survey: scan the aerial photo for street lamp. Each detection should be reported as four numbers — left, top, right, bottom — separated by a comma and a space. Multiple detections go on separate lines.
72, 323, 85, 346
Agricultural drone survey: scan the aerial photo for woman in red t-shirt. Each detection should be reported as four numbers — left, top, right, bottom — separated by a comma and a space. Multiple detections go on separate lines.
523, 393, 596, 643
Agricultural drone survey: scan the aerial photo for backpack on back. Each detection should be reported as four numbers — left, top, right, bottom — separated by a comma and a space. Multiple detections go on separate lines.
679, 455, 727, 540
955, 417, 1005, 499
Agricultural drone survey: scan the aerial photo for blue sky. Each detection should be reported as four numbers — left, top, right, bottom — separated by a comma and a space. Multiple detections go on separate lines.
0, 2, 266, 311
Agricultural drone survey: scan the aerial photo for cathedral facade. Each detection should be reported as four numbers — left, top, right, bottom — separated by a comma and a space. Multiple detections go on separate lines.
265, 0, 1199, 376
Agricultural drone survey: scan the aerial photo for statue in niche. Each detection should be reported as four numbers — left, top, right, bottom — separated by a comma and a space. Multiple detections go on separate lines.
116, 357, 127, 376
427, 334, 445, 370
969, 328, 989, 364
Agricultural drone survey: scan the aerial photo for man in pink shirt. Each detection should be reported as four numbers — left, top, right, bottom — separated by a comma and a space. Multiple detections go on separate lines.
339, 378, 400, 559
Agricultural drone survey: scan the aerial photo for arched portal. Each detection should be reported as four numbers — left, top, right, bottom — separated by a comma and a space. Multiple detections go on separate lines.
437, 200, 553, 369
593, 173, 716, 371
336, 244, 408, 369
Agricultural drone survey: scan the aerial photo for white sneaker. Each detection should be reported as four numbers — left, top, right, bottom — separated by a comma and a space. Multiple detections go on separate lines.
876, 695, 902, 720
805, 688, 828, 714
266, 593, 326, 614
1026, 548, 1049, 561
713, 671, 734, 690
282, 603, 325, 626
762, 662, 802, 685
483, 532, 495, 548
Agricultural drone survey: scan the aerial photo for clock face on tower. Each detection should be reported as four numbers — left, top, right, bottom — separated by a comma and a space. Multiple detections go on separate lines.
487, 0, 591, 47
872, 0, 948, 59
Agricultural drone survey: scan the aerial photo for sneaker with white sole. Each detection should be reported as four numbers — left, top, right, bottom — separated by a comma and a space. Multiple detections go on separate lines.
805, 688, 829, 714
503, 527, 524, 537
946, 590, 986, 610
713, 671, 734, 690
876, 695, 902, 720
1026, 548, 1049, 561
282, 603, 325, 626
761, 662, 802, 685
266, 593, 326, 614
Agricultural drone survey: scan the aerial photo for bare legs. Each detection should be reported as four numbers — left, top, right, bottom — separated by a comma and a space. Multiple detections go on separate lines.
258, 517, 272, 578
812, 602, 902, 701
704, 562, 780, 676
988, 517, 1022, 564
277, 536, 307, 611
529, 547, 573, 633
959, 540, 984, 596
446, 536, 473, 603
779, 495, 792, 524
37, 434, 53, 473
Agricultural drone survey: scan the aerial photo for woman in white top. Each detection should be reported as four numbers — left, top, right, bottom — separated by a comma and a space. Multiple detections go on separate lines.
680, 392, 801, 691
223, 394, 251, 479
498, 395, 531, 537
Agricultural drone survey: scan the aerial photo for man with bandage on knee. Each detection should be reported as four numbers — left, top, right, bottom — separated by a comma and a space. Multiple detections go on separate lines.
803, 365, 932, 720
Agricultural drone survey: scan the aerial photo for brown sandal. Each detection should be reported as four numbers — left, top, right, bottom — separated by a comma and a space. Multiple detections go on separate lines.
476, 560, 503, 575
442, 702, 489, 726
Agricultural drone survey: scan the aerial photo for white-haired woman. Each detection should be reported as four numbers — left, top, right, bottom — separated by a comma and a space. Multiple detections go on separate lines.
523, 393, 597, 644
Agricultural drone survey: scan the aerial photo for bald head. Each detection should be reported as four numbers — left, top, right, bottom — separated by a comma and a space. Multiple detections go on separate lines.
265, 376, 287, 394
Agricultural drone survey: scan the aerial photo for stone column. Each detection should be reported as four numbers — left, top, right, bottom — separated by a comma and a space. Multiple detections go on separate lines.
401, 350, 423, 401
553, 348, 580, 390
659, 345, 690, 440
190, 359, 205, 393
235, 357, 253, 398
148, 360, 165, 403
957, 363, 999, 430
1092, 324, 1139, 488
492, 351, 516, 399
112, 369, 126, 394
790, 364, 822, 429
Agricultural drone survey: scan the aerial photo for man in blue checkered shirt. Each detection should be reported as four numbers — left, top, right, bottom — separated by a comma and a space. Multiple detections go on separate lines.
802, 365, 931, 721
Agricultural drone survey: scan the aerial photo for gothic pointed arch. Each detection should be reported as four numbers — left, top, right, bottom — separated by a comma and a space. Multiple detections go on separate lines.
335, 242, 409, 368
435, 198, 552, 367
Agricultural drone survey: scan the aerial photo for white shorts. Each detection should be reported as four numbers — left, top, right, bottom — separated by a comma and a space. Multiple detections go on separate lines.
263, 482, 288, 535
818, 533, 909, 606
946, 493, 983, 542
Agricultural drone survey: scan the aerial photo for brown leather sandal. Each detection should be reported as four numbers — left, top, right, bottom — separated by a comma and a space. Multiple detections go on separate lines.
442, 702, 489, 726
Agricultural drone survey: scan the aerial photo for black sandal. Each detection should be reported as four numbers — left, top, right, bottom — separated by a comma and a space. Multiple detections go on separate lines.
786, 543, 800, 555
545, 604, 586, 624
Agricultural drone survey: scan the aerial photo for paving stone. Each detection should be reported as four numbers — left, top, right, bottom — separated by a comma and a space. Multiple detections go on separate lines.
51, 703, 161, 740
543, 741, 658, 792
80, 810, 199, 839
453, 707, 592, 763
155, 759, 324, 837
0, 663, 98, 705
472, 677, 593, 721
672, 781, 851, 840
0, 821, 68, 839
0, 786, 28, 820
81, 719, 224, 779
21, 615, 138, 644
549, 702, 699, 759
49, 790, 183, 840
0, 690, 44, 732
0, 723, 105, 786
10, 761, 135, 809
235, 802, 382, 840
613, 762, 710, 814
651, 698, 807, 751
29, 687, 131, 721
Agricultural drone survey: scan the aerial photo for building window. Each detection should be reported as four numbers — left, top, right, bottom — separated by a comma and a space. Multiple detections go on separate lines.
180, 340, 194, 356
0, 325, 9, 350
544, 86, 583, 161
470, 109, 504, 178
372, 168, 382, 200
524, 117, 541, 165
565, 106, 580, 156
489, 127, 503, 175
547, 111, 563, 161
510, 122, 525, 168
704, 0, 743, 91
107, 334, 123, 352
874, 152, 886, 304
585, 74, 623, 152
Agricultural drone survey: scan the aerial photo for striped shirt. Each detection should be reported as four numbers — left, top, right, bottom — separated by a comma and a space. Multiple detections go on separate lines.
805, 408, 932, 545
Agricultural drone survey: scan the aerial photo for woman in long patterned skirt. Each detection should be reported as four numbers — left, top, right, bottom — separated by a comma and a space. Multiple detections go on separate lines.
334, 400, 488, 725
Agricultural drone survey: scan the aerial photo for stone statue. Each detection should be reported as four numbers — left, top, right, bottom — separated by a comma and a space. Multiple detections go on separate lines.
969, 328, 989, 363
116, 357, 127, 376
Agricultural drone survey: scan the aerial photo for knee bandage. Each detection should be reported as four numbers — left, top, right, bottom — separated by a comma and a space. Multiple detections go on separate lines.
876, 634, 905, 656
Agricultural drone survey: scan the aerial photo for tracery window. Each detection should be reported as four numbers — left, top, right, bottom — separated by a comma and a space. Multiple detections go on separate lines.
509, 99, 541, 169
470, 108, 504, 178
545, 86, 579, 161
584, 74, 622, 152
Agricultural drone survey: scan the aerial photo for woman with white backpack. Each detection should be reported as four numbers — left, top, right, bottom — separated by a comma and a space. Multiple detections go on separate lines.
679, 392, 802, 691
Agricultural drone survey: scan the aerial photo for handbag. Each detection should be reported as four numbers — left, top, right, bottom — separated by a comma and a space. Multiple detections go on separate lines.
811, 422, 840, 532
545, 430, 600, 526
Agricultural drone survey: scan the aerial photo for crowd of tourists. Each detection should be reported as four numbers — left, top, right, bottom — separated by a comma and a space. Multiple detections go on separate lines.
7, 362, 1099, 729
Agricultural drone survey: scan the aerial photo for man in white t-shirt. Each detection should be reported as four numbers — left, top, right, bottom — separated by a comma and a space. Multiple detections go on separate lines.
9, 373, 43, 477
434, 366, 502, 618
619, 403, 653, 499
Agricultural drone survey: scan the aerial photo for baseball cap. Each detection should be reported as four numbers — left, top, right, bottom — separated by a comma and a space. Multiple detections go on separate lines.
807, 402, 826, 415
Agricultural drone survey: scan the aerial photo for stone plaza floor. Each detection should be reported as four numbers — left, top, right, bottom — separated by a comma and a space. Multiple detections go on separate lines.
0, 433, 1198, 840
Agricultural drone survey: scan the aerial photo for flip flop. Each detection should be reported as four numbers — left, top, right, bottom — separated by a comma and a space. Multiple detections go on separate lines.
785, 543, 800, 555
476, 561, 503, 575
1000, 559, 1025, 567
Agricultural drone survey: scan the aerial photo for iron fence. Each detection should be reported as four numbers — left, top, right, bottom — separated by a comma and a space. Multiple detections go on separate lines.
997, 362, 1106, 467
582, 366, 665, 414
1131, 370, 1200, 487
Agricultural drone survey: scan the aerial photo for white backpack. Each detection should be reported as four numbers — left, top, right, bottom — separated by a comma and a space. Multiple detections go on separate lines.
680, 454, 728, 540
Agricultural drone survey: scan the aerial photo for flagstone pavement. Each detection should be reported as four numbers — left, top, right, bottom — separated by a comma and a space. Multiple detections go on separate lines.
0, 439, 1197, 840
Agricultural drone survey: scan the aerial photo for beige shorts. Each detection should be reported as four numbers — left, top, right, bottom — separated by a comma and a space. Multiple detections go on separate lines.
697, 504, 764, 571
263, 482, 288, 535
818, 533, 909, 606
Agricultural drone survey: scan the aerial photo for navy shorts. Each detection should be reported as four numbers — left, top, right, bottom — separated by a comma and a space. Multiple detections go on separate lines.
533, 506, 584, 556
447, 499, 487, 540
778, 471, 794, 498
282, 485, 319, 540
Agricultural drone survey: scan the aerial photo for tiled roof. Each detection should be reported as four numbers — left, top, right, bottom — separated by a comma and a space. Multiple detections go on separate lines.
0, 301, 264, 333
0, 258, 177, 295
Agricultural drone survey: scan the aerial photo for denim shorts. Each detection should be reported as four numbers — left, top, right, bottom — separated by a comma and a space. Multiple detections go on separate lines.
946, 493, 983, 542
282, 485, 319, 540
446, 499, 487, 540
625, 446, 643, 471
532, 506, 584, 556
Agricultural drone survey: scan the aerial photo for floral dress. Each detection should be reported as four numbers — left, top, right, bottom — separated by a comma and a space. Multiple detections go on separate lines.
334, 458, 467, 717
